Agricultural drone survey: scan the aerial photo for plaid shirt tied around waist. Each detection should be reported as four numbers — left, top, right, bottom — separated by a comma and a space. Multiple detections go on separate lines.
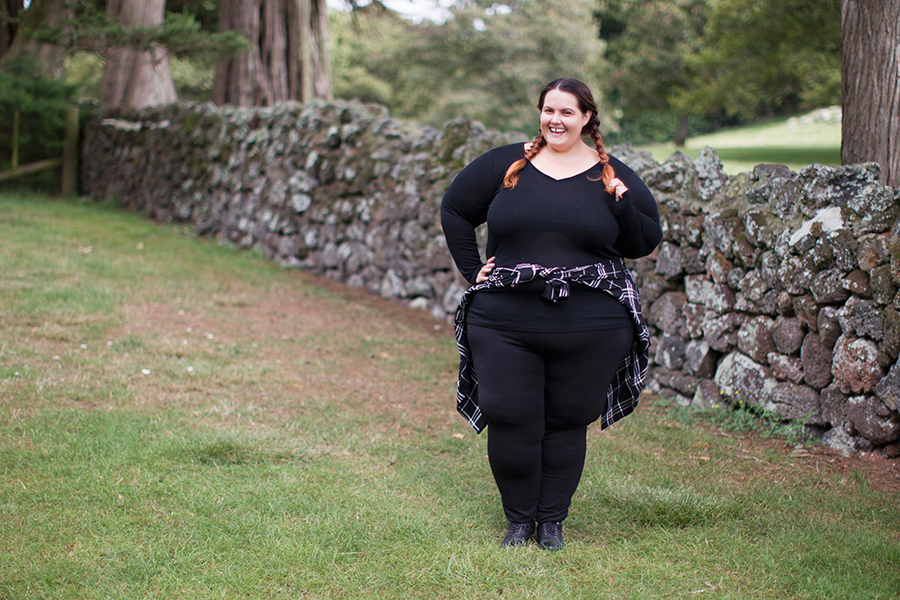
453, 259, 650, 434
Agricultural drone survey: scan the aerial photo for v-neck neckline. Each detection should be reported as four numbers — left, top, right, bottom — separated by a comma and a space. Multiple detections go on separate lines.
527, 159, 602, 182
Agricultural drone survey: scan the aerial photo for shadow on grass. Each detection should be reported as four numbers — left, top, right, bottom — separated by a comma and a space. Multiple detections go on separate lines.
593, 483, 742, 528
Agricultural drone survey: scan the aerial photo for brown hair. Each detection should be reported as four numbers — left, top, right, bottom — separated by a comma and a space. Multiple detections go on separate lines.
503, 78, 615, 192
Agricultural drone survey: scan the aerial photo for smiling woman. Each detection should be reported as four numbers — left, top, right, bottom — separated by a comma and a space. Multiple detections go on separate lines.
441, 77, 662, 551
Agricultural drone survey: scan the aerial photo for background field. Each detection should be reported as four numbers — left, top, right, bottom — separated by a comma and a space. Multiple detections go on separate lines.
1, 191, 897, 599
639, 112, 842, 174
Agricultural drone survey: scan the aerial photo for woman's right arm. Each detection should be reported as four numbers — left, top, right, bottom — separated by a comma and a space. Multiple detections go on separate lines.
440, 149, 504, 285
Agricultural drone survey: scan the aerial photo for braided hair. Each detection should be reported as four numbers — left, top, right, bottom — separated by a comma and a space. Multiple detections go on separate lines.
503, 78, 616, 192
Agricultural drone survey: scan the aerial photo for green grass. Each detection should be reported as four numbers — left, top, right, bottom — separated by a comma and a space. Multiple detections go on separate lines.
638, 114, 841, 175
2, 191, 899, 599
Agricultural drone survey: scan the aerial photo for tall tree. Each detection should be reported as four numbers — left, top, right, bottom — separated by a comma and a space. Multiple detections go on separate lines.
101, 0, 178, 108
597, 0, 708, 146
1, 0, 24, 57
212, 0, 331, 106
841, 0, 900, 186
0, 0, 70, 77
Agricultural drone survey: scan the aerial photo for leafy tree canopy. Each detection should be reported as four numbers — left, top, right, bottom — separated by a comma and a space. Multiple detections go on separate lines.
597, 0, 707, 112
673, 0, 841, 120
595, 0, 711, 144
331, 0, 611, 135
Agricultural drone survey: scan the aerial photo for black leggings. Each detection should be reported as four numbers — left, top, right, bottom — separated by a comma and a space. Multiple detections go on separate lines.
467, 324, 634, 524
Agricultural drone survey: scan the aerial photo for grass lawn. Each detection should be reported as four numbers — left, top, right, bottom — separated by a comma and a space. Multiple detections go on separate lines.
638, 113, 842, 175
1, 191, 898, 599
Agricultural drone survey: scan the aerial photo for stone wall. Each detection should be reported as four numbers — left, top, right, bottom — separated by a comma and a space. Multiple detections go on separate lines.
80, 100, 900, 456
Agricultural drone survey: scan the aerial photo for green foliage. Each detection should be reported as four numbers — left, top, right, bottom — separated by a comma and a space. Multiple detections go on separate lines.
166, 0, 221, 33
596, 0, 710, 142
63, 51, 103, 102
158, 10, 249, 58
597, 0, 708, 110
674, 0, 841, 120
668, 398, 811, 446
597, 0, 841, 141
330, 0, 612, 134
22, 1, 247, 61
63, 51, 216, 105
0, 55, 75, 189
169, 55, 215, 103
329, 4, 405, 107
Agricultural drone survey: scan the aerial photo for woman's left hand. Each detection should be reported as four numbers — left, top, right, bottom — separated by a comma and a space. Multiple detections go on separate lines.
607, 178, 628, 201
476, 256, 495, 284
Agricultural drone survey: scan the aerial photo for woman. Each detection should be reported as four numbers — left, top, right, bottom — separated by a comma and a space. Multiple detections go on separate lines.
441, 78, 662, 550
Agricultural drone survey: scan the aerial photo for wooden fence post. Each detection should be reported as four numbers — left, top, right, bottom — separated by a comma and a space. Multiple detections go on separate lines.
61, 105, 79, 196
12, 110, 19, 170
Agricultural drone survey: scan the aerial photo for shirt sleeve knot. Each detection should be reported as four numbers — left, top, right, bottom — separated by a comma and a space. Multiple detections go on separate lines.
538, 266, 569, 302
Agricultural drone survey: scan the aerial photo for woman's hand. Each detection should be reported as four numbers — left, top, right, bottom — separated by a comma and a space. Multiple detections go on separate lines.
607, 177, 628, 201
476, 256, 495, 283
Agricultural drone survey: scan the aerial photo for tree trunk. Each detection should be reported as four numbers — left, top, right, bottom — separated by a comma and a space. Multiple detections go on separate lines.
841, 0, 900, 187
0, 0, 68, 77
674, 114, 689, 148
101, 0, 177, 109
305, 0, 331, 101
212, 0, 271, 106
213, 0, 331, 107
1, 0, 24, 57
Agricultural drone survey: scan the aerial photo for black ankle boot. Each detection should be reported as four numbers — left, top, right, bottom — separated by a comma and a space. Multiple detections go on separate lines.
501, 521, 535, 547
536, 521, 564, 551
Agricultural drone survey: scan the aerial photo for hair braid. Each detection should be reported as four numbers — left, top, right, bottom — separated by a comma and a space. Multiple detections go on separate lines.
588, 126, 616, 193
503, 132, 546, 189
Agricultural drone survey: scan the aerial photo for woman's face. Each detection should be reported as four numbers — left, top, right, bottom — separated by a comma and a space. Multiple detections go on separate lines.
539, 89, 591, 153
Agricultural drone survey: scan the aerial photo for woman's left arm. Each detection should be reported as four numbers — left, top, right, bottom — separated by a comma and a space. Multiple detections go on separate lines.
606, 157, 663, 259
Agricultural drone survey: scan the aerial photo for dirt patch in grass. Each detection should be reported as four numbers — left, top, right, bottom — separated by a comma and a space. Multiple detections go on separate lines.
111, 269, 459, 436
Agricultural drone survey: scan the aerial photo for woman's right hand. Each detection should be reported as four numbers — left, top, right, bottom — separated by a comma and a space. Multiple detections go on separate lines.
607, 177, 628, 201
476, 256, 495, 283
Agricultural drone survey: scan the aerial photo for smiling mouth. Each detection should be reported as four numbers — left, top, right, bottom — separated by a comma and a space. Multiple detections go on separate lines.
548, 126, 566, 134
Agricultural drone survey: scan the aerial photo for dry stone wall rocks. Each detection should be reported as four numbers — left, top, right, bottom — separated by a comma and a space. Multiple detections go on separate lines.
629, 145, 900, 457
80, 101, 900, 456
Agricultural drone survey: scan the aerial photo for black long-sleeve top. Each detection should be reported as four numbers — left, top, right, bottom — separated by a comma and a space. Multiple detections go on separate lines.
441, 143, 662, 333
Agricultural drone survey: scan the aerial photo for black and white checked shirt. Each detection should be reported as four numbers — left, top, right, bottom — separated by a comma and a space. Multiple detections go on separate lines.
453, 259, 650, 434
